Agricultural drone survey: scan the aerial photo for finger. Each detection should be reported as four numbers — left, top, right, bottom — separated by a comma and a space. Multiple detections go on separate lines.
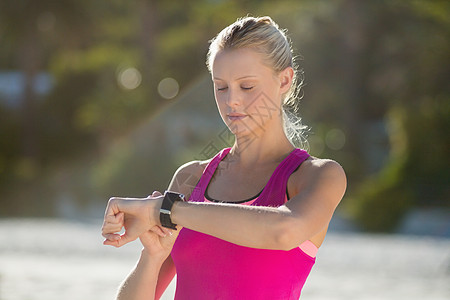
152, 190, 163, 197
160, 227, 173, 236
150, 225, 167, 237
102, 218, 124, 235
103, 232, 136, 248
102, 223, 123, 235
116, 233, 136, 247
104, 197, 123, 218
103, 238, 121, 247
102, 233, 121, 241
104, 212, 124, 224
102, 212, 124, 237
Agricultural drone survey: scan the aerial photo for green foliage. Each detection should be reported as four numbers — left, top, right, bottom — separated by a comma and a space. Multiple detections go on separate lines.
393, 99, 450, 207
91, 139, 177, 198
0, 0, 449, 227
350, 158, 413, 232
350, 97, 450, 231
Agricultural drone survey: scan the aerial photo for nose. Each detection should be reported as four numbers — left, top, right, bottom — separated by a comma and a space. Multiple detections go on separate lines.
225, 88, 242, 108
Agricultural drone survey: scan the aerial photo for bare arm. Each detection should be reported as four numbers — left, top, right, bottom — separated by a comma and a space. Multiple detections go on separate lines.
171, 159, 346, 250
114, 161, 204, 299
154, 256, 177, 300
116, 250, 170, 300
103, 159, 346, 251
117, 252, 176, 300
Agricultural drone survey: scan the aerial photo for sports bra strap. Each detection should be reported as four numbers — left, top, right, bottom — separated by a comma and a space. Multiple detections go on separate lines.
188, 148, 310, 207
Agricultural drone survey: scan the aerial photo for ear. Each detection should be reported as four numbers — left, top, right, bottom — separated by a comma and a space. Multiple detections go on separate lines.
278, 67, 294, 94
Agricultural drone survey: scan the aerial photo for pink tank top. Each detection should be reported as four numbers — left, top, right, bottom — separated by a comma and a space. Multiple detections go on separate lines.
171, 148, 316, 300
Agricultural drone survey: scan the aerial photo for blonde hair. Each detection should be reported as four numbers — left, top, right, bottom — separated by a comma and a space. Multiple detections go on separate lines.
207, 16, 308, 149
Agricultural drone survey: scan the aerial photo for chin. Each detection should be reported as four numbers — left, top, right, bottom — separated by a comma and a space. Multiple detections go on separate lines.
227, 122, 261, 138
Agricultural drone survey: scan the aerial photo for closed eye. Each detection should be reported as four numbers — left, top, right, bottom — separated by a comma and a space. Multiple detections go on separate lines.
217, 87, 228, 91
242, 86, 254, 90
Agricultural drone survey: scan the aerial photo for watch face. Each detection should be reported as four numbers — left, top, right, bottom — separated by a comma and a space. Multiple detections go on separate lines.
166, 191, 184, 202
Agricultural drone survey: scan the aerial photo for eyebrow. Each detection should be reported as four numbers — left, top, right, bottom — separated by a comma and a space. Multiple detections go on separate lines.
213, 75, 258, 81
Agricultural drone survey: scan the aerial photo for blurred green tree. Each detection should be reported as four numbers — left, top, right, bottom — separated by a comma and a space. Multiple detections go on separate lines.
341, 0, 450, 231
0, 0, 448, 228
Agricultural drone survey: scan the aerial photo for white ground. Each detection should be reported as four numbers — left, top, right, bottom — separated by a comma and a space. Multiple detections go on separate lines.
0, 219, 448, 300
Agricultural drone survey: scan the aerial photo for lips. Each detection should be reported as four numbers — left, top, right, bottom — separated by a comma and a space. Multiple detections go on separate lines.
227, 112, 247, 121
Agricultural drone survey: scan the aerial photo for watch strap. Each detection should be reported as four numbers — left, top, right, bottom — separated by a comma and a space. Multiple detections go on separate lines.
160, 191, 184, 230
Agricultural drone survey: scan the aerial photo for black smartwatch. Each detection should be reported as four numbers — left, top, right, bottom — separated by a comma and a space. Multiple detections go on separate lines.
160, 191, 185, 230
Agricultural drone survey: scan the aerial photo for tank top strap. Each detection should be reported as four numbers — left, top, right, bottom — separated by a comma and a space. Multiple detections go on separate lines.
188, 147, 309, 205
253, 148, 310, 207
188, 147, 231, 202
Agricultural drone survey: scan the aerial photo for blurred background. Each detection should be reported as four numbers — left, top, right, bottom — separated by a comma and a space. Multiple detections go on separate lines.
0, 0, 449, 299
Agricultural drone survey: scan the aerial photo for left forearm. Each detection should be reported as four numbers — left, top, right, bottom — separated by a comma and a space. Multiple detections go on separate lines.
171, 201, 302, 250
116, 250, 164, 300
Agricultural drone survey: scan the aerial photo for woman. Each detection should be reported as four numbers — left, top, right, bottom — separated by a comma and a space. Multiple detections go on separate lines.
102, 16, 346, 299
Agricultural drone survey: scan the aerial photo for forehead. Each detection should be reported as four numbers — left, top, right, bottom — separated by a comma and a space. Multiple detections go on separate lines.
211, 48, 273, 80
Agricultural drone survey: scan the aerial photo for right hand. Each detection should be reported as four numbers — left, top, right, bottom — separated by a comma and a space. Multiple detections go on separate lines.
139, 191, 180, 259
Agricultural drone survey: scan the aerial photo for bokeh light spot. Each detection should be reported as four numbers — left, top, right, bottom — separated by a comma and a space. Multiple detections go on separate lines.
158, 77, 179, 99
118, 67, 142, 90
325, 128, 346, 150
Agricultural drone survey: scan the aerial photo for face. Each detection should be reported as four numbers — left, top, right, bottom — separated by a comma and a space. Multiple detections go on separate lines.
211, 48, 293, 138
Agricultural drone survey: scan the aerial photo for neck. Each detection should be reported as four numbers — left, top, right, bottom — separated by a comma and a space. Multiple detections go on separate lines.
229, 124, 294, 168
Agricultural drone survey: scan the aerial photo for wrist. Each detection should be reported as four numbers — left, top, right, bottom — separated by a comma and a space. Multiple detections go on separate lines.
159, 191, 184, 230
141, 248, 169, 265
149, 196, 164, 227
170, 200, 186, 225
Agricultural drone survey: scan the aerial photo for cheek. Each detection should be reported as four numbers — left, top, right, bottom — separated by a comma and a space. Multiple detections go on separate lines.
214, 93, 228, 113
244, 89, 281, 115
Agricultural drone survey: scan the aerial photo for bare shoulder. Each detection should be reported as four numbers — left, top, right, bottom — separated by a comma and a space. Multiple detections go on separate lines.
168, 159, 211, 197
291, 156, 347, 200
175, 159, 209, 176
302, 157, 346, 177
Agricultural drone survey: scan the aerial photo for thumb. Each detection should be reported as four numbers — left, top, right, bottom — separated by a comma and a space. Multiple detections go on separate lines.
151, 190, 163, 197
115, 232, 137, 247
